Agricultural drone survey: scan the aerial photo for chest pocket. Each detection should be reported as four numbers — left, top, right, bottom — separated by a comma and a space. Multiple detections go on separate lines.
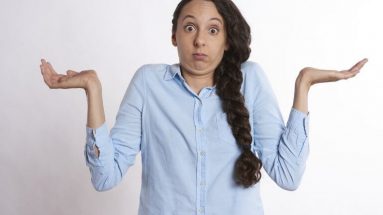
216, 112, 240, 152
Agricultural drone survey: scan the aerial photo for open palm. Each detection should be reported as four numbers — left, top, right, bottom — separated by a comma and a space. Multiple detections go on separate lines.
40, 59, 98, 89
301, 58, 368, 86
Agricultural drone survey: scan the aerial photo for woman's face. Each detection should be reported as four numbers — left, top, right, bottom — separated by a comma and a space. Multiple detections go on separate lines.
172, 0, 228, 79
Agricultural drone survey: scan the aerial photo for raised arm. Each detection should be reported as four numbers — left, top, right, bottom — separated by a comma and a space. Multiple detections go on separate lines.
251, 58, 368, 190
41, 59, 144, 191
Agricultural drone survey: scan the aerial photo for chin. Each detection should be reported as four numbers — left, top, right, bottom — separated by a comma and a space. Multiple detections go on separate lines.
184, 65, 210, 75
185, 61, 217, 72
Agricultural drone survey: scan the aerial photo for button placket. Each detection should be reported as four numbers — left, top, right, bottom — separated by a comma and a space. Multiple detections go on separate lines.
194, 96, 207, 215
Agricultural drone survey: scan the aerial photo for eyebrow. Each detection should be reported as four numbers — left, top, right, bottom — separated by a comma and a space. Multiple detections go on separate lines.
182, 15, 223, 25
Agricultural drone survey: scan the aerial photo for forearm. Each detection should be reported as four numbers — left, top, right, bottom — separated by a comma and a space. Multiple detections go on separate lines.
85, 79, 105, 157
292, 71, 311, 114
84, 74, 106, 129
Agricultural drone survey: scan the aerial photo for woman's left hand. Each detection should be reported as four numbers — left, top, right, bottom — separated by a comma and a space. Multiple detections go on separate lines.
298, 58, 368, 88
292, 58, 368, 114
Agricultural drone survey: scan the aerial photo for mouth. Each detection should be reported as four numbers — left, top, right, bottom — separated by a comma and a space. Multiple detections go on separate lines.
192, 53, 207, 60
193, 52, 207, 56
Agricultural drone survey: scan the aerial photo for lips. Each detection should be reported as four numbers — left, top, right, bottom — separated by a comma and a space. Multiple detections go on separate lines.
192, 53, 207, 60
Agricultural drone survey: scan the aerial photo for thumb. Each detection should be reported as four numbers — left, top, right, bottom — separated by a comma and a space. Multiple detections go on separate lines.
66, 70, 78, 76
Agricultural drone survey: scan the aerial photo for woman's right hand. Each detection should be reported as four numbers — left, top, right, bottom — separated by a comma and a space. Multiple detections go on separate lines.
40, 58, 100, 90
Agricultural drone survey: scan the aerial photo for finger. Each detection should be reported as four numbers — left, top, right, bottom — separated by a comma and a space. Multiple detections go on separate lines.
338, 58, 368, 78
41, 64, 53, 86
40, 60, 55, 75
339, 71, 359, 80
43, 73, 56, 88
349, 58, 368, 72
40, 64, 44, 75
338, 67, 363, 80
81, 70, 95, 73
41, 71, 51, 87
47, 62, 58, 74
40, 59, 53, 75
66, 70, 78, 77
41, 63, 57, 84
40, 61, 48, 74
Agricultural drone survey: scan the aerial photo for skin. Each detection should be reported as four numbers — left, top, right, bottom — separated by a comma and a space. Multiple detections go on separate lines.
40, 0, 368, 157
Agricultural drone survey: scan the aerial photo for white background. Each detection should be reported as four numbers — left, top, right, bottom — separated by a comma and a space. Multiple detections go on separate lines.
1, 0, 382, 214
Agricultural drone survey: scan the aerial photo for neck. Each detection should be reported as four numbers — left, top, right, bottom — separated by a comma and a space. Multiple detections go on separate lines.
181, 69, 214, 95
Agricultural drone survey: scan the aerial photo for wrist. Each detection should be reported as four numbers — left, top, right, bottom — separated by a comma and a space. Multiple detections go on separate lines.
295, 70, 311, 92
85, 74, 102, 95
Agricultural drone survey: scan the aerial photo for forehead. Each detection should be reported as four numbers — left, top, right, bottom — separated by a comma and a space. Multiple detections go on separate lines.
179, 0, 223, 22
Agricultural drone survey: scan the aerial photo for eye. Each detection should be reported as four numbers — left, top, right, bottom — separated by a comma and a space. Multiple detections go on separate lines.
209, 27, 219, 35
184, 24, 196, 32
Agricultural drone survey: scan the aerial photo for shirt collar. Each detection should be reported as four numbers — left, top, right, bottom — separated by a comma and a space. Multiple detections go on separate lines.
164, 63, 217, 96
164, 64, 182, 81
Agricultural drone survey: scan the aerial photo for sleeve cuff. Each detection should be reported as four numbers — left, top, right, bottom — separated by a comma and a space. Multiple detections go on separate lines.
85, 122, 111, 166
86, 122, 109, 143
286, 107, 310, 136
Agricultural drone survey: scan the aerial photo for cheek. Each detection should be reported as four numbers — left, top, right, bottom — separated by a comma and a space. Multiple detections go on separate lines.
176, 44, 191, 63
211, 41, 226, 59
176, 42, 187, 56
177, 39, 192, 56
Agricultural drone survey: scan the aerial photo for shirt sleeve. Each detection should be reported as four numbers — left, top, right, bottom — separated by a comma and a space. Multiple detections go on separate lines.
84, 68, 145, 191
251, 65, 310, 191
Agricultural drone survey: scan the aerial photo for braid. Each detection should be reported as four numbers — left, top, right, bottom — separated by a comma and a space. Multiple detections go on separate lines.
213, 0, 263, 188
215, 56, 262, 188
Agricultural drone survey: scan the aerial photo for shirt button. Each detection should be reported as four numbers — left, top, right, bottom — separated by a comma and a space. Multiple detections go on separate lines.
200, 181, 205, 186
200, 151, 205, 156
199, 207, 204, 213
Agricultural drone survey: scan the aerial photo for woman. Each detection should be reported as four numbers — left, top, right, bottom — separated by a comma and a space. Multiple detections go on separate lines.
40, 0, 368, 214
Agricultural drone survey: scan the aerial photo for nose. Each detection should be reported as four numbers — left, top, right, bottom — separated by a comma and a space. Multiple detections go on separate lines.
194, 31, 206, 47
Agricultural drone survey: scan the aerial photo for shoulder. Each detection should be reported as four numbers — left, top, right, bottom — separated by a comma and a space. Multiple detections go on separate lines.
131, 63, 171, 83
239, 60, 276, 105
135, 64, 170, 76
240, 60, 269, 84
241, 60, 263, 72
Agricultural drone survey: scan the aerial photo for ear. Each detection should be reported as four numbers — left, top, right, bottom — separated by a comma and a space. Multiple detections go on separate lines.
171, 34, 177, 46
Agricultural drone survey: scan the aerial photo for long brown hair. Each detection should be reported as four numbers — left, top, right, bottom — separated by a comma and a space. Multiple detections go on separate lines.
172, 0, 262, 188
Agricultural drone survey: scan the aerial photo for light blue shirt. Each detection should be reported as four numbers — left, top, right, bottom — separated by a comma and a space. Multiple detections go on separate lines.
84, 61, 310, 215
